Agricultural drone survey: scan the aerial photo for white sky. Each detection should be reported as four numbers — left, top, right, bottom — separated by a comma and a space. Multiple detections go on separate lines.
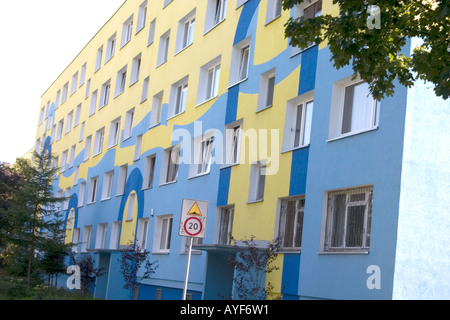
0, 0, 125, 164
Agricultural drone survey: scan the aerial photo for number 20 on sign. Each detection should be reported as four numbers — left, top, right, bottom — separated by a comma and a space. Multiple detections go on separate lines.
179, 199, 208, 239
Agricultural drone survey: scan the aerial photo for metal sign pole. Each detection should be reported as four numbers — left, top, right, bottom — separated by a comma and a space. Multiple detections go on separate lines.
182, 237, 194, 300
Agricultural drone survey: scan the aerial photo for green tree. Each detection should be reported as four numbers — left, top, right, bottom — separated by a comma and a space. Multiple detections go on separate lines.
0, 151, 68, 290
283, 0, 450, 100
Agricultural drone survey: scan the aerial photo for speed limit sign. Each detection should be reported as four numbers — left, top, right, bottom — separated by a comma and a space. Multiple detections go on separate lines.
179, 199, 208, 239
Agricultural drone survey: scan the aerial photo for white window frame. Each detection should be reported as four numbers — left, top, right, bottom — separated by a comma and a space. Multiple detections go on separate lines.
149, 91, 163, 128
84, 135, 92, 161
148, 19, 156, 46
81, 226, 92, 252
71, 72, 78, 95
61, 83, 69, 104
126, 193, 136, 221
248, 161, 267, 202
78, 182, 86, 207
95, 46, 103, 72
291, 0, 322, 55
282, 92, 314, 152
224, 121, 242, 166
322, 186, 373, 253
197, 56, 221, 105
74, 104, 82, 127
95, 223, 108, 249
257, 68, 276, 111
100, 80, 111, 109
56, 119, 64, 141
141, 76, 150, 102
79, 122, 85, 142
328, 77, 379, 140
229, 37, 251, 86
121, 15, 134, 48
116, 165, 128, 196
266, 0, 283, 24
134, 134, 143, 161
108, 117, 121, 148
169, 76, 188, 118
157, 29, 171, 66
61, 150, 68, 173
190, 134, 214, 177
137, 1, 148, 33
102, 171, 114, 200
65, 111, 73, 134
143, 154, 156, 189
93, 127, 105, 156
105, 33, 117, 63
72, 228, 80, 253
136, 218, 149, 251
176, 10, 196, 54
123, 108, 135, 140
115, 65, 128, 97
69, 145, 76, 169
87, 177, 99, 204
130, 54, 142, 86
205, 0, 227, 32
217, 206, 234, 245
161, 146, 180, 184
79, 63, 86, 88
85, 79, 91, 99
110, 221, 121, 249
153, 215, 173, 253
89, 90, 98, 116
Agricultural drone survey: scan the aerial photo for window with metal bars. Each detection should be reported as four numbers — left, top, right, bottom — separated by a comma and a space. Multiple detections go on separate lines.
279, 197, 305, 250
324, 186, 373, 252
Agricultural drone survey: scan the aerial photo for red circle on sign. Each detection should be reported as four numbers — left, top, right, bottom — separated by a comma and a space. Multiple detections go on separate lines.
184, 217, 202, 236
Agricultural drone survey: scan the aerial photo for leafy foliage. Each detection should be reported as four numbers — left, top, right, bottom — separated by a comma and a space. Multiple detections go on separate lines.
283, 0, 450, 100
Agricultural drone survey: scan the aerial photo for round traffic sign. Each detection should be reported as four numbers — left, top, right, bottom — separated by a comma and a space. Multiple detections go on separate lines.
183, 217, 202, 237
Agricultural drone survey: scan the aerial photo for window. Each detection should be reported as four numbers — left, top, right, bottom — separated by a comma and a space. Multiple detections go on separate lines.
163, 0, 173, 7
162, 146, 180, 184
130, 54, 142, 85
197, 57, 221, 105
150, 91, 163, 127
115, 65, 128, 96
95, 46, 103, 72
134, 135, 143, 161
56, 119, 64, 141
148, 19, 156, 46
102, 171, 114, 200
108, 117, 121, 148
81, 226, 92, 252
84, 135, 92, 161
205, 0, 227, 31
218, 206, 234, 245
143, 155, 156, 189
72, 228, 80, 253
157, 30, 171, 66
78, 182, 86, 207
61, 83, 69, 104
137, 1, 148, 33
176, 10, 196, 53
88, 177, 99, 204
100, 80, 111, 108
61, 150, 68, 173
124, 108, 134, 140
74, 104, 81, 127
93, 127, 105, 156
191, 135, 214, 176
328, 79, 379, 140
266, 0, 282, 23
278, 197, 305, 250
154, 215, 173, 253
85, 79, 91, 99
323, 186, 373, 252
56, 90, 61, 108
141, 76, 150, 102
291, 0, 322, 55
69, 145, 76, 169
71, 72, 78, 95
126, 193, 136, 221
95, 223, 108, 249
63, 188, 71, 210
121, 15, 134, 47
105, 33, 117, 63
257, 69, 276, 111
248, 162, 266, 202
89, 90, 98, 116
225, 122, 242, 165
136, 218, 149, 251
169, 77, 188, 118
110, 221, 121, 249
74, 166, 79, 185
79, 63, 86, 87
282, 93, 313, 151
65, 111, 73, 134
116, 165, 128, 196
229, 37, 251, 85
79, 122, 85, 142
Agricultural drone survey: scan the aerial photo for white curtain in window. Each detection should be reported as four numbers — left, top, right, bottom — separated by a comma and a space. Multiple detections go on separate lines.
351, 82, 374, 132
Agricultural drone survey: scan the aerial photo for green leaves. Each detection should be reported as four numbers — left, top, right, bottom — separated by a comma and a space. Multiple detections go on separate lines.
283, 0, 450, 100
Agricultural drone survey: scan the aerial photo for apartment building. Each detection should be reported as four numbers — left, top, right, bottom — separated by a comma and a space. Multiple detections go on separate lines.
34, 0, 450, 300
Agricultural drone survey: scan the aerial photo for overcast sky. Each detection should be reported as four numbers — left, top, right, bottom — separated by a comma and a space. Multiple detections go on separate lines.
0, 0, 125, 164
